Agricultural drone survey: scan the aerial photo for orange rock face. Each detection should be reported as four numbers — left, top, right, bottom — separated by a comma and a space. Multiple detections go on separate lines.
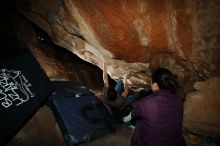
71, 0, 169, 62
6, 0, 220, 91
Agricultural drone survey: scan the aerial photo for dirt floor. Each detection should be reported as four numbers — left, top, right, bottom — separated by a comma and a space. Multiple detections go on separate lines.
79, 124, 133, 146
6, 105, 133, 146
6, 105, 215, 146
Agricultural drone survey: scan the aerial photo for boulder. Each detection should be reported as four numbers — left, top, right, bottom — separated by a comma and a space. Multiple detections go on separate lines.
184, 76, 220, 137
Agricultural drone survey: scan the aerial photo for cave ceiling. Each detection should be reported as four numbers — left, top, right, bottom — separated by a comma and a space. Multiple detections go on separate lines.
4, 0, 220, 91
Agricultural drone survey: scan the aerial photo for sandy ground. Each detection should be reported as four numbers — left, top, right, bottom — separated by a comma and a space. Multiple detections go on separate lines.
79, 124, 133, 146
6, 105, 133, 146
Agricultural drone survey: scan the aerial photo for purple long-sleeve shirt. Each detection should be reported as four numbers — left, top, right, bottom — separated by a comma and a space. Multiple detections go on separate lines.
131, 90, 186, 146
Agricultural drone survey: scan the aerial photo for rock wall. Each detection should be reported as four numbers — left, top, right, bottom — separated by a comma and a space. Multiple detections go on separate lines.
0, 4, 104, 91
184, 76, 220, 137
3, 0, 220, 92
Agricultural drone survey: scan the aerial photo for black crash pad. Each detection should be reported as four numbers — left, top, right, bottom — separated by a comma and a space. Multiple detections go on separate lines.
51, 81, 94, 98
0, 34, 53, 145
49, 81, 115, 146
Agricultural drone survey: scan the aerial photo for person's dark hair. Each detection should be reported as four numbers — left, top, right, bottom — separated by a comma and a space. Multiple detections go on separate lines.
152, 68, 179, 93
107, 87, 117, 101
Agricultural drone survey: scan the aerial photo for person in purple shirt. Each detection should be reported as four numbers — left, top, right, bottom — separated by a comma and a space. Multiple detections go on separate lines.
130, 68, 186, 146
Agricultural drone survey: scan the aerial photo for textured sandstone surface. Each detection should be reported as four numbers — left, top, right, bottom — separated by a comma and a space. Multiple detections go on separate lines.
184, 76, 220, 137
9, 0, 220, 92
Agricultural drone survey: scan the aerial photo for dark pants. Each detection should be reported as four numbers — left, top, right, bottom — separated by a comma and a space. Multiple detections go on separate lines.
123, 88, 152, 108
114, 80, 152, 108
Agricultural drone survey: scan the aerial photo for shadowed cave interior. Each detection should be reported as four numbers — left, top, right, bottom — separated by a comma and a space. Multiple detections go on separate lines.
0, 1, 220, 146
